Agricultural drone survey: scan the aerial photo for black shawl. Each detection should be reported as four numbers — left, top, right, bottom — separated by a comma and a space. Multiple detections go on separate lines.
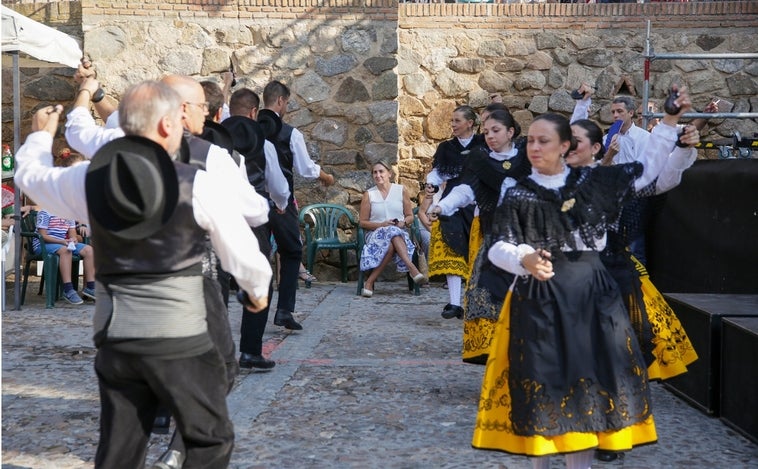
492, 163, 643, 253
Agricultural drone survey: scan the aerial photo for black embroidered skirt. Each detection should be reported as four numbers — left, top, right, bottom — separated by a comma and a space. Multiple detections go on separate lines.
473, 250, 657, 456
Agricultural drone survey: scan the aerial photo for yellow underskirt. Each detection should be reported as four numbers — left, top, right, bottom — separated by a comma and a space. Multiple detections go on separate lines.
468, 216, 482, 278
472, 290, 658, 456
633, 257, 698, 380
428, 220, 469, 279
462, 316, 497, 364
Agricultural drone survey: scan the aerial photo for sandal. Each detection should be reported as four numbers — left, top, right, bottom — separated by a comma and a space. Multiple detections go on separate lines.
299, 269, 317, 282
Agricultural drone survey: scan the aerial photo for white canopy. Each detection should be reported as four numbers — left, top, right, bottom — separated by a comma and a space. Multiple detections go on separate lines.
1, 5, 82, 68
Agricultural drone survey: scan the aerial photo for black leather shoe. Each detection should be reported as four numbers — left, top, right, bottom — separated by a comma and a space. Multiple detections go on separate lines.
595, 450, 620, 462
274, 309, 303, 330
151, 415, 171, 435
239, 353, 276, 370
152, 449, 185, 469
441, 304, 464, 319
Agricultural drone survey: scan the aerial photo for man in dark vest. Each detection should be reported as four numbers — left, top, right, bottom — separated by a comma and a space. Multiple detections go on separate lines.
223, 87, 291, 371
63, 72, 272, 467
14, 82, 272, 468
151, 75, 274, 469
259, 80, 335, 331
64, 73, 271, 391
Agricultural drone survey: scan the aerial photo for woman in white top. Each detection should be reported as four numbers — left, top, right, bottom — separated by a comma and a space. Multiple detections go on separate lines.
359, 161, 426, 297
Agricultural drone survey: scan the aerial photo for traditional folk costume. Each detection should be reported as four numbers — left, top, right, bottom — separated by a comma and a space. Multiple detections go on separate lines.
473, 162, 660, 457
426, 134, 486, 281
439, 144, 530, 364
571, 97, 697, 382
633, 256, 698, 379
601, 185, 697, 380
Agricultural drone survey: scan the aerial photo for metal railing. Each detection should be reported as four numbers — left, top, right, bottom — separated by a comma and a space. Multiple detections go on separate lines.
641, 20, 758, 157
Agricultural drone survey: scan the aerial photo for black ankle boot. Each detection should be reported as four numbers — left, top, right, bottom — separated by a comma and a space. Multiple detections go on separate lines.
274, 309, 303, 330
441, 304, 464, 319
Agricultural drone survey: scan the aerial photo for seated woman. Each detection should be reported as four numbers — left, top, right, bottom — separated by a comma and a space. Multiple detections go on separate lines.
359, 160, 426, 297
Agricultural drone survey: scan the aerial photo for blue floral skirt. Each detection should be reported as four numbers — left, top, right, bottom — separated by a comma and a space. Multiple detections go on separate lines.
360, 226, 415, 272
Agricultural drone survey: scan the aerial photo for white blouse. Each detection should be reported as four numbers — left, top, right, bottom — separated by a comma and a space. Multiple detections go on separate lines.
367, 184, 405, 224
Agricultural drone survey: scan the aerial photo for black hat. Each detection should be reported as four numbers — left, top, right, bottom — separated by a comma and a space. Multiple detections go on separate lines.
220, 116, 265, 155
257, 109, 282, 141
85, 136, 178, 240
201, 119, 235, 155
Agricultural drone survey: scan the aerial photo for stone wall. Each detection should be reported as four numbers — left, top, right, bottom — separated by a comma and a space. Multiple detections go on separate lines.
2, 1, 757, 276
399, 2, 758, 170
1, 1, 83, 148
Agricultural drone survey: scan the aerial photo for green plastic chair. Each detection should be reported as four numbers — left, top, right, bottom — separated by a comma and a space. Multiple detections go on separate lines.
356, 207, 422, 296
19, 210, 81, 308
298, 204, 363, 289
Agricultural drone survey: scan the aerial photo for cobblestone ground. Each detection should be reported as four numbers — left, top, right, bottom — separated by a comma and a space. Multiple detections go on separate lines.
3, 277, 757, 468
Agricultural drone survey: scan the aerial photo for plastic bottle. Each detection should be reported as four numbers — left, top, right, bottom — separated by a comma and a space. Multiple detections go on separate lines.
2, 145, 13, 177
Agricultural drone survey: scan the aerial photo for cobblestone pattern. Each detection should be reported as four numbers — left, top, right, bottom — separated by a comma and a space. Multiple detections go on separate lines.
3, 279, 758, 468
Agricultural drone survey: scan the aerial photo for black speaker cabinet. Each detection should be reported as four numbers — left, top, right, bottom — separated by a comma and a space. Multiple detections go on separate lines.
662, 294, 758, 415
647, 159, 758, 294
720, 317, 758, 444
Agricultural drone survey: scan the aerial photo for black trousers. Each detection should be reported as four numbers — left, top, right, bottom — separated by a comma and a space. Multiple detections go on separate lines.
239, 223, 273, 355
94, 346, 233, 469
163, 275, 239, 458
204, 276, 239, 385
267, 202, 302, 313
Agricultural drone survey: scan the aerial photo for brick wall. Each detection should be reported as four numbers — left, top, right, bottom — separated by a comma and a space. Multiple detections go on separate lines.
79, 0, 399, 20
2, 1, 81, 30
3, 1, 757, 157
401, 1, 758, 30
5, 1, 756, 33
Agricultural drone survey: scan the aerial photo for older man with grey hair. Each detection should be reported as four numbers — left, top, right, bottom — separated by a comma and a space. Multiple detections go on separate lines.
14, 81, 271, 468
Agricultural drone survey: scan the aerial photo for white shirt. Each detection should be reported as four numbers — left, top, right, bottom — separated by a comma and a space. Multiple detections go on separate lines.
367, 184, 404, 223
425, 168, 444, 186
613, 123, 650, 165
435, 147, 519, 216
204, 142, 269, 228
65, 106, 125, 158
488, 120, 680, 277
569, 97, 696, 194
655, 145, 697, 194
14, 131, 272, 301
263, 140, 291, 211
570, 97, 652, 165
64, 107, 270, 228
572, 99, 651, 164
570, 96, 592, 124
290, 126, 322, 179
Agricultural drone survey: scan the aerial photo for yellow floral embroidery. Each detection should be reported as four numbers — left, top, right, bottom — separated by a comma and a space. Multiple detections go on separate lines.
561, 198, 576, 212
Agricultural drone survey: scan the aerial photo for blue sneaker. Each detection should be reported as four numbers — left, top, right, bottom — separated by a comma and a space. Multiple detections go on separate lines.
63, 289, 84, 305
81, 287, 96, 301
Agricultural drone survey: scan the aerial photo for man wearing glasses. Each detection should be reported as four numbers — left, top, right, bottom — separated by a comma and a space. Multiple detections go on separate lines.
65, 72, 270, 469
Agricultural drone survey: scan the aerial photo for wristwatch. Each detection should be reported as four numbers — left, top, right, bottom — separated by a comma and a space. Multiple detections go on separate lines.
92, 88, 105, 103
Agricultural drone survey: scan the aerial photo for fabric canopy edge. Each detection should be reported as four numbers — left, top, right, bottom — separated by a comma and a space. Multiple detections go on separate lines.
1, 5, 82, 69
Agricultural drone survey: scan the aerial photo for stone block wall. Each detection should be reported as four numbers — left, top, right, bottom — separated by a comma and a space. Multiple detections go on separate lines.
2, 1, 757, 217
398, 1, 758, 169
1, 1, 83, 148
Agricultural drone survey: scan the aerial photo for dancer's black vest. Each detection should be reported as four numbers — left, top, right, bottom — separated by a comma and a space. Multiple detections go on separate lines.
91, 162, 205, 278
268, 123, 295, 196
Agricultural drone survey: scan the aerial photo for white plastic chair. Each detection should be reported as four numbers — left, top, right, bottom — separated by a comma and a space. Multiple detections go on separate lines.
2, 225, 15, 311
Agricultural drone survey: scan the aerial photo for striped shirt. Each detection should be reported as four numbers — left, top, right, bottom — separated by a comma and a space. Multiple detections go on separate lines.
33, 210, 74, 253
